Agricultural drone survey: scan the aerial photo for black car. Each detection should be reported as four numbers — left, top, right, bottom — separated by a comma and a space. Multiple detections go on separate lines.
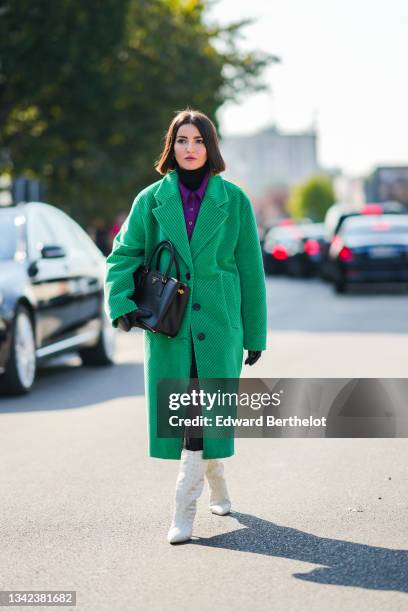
286, 222, 326, 278
262, 224, 304, 275
328, 213, 408, 293
321, 201, 407, 281
0, 202, 116, 395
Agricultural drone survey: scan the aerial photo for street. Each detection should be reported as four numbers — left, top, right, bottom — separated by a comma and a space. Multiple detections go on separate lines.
260, 277, 408, 377
1, 277, 407, 611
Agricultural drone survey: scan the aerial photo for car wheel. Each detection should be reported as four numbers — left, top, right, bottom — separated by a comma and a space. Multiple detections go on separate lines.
335, 280, 346, 294
0, 304, 37, 395
262, 254, 272, 275
289, 259, 303, 278
264, 257, 277, 275
79, 312, 116, 366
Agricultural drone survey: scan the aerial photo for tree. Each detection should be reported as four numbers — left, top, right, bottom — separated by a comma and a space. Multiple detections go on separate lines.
0, 0, 279, 225
287, 175, 335, 222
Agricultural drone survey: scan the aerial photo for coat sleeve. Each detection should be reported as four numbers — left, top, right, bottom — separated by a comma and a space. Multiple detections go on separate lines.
104, 193, 146, 328
234, 190, 267, 351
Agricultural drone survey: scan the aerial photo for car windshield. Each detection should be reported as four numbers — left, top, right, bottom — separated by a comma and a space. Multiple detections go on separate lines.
270, 226, 303, 239
0, 215, 17, 259
300, 223, 325, 238
341, 215, 408, 236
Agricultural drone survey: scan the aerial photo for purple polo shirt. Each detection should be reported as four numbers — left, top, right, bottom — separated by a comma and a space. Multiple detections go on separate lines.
178, 171, 210, 242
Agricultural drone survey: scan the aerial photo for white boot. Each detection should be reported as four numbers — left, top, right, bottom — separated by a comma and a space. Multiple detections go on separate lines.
167, 449, 207, 544
205, 458, 231, 516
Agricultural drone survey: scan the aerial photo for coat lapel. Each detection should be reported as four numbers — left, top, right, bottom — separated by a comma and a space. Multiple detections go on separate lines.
152, 170, 192, 270
152, 169, 229, 269
190, 172, 229, 259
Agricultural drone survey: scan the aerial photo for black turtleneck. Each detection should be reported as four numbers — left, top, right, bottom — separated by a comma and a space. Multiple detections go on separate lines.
174, 159, 210, 191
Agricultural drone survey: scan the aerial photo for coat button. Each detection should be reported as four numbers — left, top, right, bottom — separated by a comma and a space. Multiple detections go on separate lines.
186, 272, 191, 280
197, 332, 205, 340
192, 303, 201, 310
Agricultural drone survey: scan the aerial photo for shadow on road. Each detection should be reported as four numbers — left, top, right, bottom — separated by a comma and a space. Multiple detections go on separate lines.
192, 511, 408, 593
0, 360, 145, 413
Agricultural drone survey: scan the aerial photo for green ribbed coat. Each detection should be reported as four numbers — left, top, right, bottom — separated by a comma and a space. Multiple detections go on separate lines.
104, 169, 267, 459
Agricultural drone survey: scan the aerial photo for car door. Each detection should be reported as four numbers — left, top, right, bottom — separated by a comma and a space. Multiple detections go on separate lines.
44, 208, 105, 338
26, 207, 77, 348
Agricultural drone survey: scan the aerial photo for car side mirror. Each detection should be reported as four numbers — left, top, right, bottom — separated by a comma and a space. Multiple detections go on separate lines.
41, 244, 66, 259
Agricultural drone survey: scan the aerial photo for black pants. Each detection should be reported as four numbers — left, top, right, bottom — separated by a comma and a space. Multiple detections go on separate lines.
183, 331, 204, 451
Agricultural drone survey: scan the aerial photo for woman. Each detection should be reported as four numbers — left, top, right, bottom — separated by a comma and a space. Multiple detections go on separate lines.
104, 108, 267, 544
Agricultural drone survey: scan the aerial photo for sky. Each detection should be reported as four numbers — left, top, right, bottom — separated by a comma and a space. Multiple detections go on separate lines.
205, 0, 408, 176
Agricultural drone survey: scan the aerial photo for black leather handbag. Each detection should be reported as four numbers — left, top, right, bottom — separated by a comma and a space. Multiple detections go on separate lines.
131, 240, 190, 337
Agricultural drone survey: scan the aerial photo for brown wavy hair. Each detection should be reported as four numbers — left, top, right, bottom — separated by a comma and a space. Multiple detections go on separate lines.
155, 107, 226, 175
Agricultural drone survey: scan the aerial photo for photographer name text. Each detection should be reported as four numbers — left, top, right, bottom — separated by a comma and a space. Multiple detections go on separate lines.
167, 415, 327, 428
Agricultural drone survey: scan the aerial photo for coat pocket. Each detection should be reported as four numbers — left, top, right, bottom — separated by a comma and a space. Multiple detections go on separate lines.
221, 272, 241, 329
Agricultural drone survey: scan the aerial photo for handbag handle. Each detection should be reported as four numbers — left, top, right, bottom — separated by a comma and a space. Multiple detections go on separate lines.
156, 241, 180, 279
145, 240, 180, 280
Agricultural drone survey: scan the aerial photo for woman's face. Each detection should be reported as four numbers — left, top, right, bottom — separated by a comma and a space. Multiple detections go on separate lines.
173, 123, 207, 170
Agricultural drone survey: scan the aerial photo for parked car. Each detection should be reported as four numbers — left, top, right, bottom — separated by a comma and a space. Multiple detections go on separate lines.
0, 202, 116, 395
328, 213, 408, 293
321, 201, 407, 281
286, 222, 326, 278
262, 224, 303, 275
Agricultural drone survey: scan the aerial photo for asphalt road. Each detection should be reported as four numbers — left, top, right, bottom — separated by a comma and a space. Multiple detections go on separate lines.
0, 277, 407, 611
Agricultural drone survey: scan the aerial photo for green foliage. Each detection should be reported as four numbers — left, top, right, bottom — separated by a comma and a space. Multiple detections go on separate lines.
287, 175, 336, 222
0, 0, 277, 225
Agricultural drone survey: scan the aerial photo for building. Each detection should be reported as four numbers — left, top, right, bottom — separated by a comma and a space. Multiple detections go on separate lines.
365, 166, 408, 207
220, 124, 320, 198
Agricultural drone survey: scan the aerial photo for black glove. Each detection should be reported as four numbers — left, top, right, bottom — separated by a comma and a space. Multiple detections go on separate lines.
115, 308, 152, 332
245, 350, 262, 366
